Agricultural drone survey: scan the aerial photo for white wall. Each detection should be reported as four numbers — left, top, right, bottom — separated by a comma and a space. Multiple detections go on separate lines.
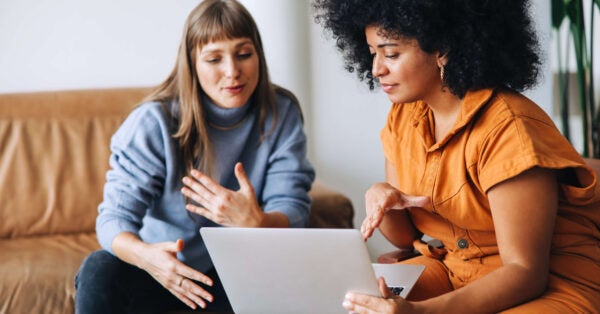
0, 0, 201, 93
0, 0, 553, 259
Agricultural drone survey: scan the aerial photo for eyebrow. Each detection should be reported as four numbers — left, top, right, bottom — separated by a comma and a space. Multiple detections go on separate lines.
200, 40, 254, 55
377, 43, 398, 48
368, 42, 399, 50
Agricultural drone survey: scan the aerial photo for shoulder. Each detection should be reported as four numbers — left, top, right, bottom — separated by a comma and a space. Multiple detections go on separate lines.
126, 101, 170, 124
495, 90, 551, 121
466, 89, 558, 147
470, 90, 581, 190
273, 88, 303, 122
275, 88, 300, 110
481, 89, 554, 127
113, 101, 174, 144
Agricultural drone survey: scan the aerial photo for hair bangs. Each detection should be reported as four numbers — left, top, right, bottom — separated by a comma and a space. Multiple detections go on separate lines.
189, 4, 255, 49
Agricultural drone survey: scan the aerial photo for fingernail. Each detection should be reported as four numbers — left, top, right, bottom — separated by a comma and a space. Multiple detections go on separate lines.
182, 177, 190, 184
191, 169, 199, 176
342, 300, 351, 308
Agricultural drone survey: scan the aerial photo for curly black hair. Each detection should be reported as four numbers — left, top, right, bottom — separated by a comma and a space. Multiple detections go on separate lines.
313, 0, 542, 98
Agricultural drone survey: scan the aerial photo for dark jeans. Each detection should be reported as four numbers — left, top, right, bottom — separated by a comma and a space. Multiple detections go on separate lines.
75, 250, 232, 314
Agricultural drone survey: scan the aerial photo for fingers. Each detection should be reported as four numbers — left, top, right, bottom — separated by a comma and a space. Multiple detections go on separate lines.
170, 287, 202, 310
234, 162, 253, 194
182, 169, 220, 198
361, 207, 386, 240
169, 262, 215, 309
181, 186, 211, 208
144, 241, 214, 310
378, 277, 392, 299
154, 238, 185, 255
176, 238, 184, 251
185, 203, 220, 222
343, 292, 385, 314
360, 215, 376, 241
176, 264, 214, 287
170, 276, 213, 310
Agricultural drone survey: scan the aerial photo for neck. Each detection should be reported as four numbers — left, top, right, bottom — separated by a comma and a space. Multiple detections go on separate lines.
424, 89, 462, 117
424, 89, 462, 142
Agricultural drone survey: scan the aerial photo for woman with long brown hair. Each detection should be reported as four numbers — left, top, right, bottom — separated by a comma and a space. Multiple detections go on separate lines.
75, 1, 314, 312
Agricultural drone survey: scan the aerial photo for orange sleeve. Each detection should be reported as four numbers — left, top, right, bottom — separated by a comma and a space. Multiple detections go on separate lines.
477, 113, 587, 193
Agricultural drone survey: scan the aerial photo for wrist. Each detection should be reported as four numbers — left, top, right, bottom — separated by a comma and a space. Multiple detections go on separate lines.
254, 211, 267, 227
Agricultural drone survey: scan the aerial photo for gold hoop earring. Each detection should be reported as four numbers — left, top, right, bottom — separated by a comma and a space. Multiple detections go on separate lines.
440, 66, 445, 81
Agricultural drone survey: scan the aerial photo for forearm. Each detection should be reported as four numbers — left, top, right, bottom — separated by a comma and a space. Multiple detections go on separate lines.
259, 211, 290, 227
378, 210, 420, 249
111, 232, 149, 269
414, 263, 548, 313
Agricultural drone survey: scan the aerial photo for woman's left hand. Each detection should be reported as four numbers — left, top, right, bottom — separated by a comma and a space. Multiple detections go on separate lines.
343, 277, 415, 314
181, 162, 264, 227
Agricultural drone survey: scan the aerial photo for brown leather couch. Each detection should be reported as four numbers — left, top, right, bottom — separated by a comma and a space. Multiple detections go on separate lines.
0, 87, 354, 314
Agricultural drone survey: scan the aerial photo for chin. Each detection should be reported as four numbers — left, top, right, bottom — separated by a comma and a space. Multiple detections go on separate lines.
387, 93, 417, 104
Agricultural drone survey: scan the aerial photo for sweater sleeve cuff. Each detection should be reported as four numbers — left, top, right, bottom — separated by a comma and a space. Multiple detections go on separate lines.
96, 218, 140, 254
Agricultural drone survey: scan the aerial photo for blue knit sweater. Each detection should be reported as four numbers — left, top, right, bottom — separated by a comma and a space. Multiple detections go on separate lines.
96, 92, 315, 272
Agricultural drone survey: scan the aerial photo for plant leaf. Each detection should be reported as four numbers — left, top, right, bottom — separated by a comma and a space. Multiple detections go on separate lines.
551, 0, 567, 29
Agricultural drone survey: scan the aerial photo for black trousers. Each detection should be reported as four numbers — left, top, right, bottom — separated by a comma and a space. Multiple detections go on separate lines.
75, 250, 232, 314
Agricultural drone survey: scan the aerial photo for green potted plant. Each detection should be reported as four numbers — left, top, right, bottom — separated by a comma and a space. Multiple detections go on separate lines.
552, 0, 600, 157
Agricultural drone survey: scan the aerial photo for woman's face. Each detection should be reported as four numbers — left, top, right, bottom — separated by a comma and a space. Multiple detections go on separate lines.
365, 26, 442, 104
196, 37, 259, 108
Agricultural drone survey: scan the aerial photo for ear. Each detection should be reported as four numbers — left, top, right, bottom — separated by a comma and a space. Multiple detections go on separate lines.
436, 51, 448, 68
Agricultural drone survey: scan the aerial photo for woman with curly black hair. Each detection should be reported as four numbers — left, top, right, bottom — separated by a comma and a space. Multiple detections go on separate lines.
314, 0, 600, 313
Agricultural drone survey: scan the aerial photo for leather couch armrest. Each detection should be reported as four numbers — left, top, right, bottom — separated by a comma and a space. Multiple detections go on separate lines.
377, 239, 443, 263
376, 249, 419, 264
307, 180, 354, 228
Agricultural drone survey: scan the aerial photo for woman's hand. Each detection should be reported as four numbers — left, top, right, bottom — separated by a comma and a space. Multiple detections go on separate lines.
362, 182, 430, 240
181, 162, 265, 227
116, 236, 215, 310
343, 277, 414, 314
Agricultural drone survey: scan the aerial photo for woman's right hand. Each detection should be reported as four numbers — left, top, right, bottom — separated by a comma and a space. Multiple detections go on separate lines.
362, 183, 430, 240
127, 238, 215, 310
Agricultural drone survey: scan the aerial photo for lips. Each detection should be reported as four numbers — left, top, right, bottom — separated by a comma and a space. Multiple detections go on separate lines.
224, 84, 245, 94
380, 83, 397, 93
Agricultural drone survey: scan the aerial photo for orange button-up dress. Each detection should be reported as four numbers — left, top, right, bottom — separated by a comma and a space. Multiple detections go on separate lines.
381, 88, 600, 312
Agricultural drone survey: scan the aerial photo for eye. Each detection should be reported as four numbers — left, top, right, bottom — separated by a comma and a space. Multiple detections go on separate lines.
237, 52, 253, 60
385, 53, 399, 59
204, 56, 221, 64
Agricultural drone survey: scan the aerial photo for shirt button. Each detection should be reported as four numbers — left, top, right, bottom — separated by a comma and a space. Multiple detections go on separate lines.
457, 238, 469, 249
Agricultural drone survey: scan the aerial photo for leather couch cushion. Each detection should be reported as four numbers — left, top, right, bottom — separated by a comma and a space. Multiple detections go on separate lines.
0, 233, 100, 314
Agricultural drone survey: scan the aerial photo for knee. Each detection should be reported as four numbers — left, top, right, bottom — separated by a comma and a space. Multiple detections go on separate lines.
75, 250, 121, 290
401, 256, 453, 301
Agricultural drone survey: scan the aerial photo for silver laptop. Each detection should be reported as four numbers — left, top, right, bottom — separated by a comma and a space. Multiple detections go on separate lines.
200, 227, 424, 314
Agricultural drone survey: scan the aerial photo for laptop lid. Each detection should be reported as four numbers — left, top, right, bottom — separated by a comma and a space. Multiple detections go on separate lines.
200, 227, 422, 314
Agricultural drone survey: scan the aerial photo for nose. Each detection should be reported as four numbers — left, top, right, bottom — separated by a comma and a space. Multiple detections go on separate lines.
223, 57, 241, 78
371, 54, 387, 78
